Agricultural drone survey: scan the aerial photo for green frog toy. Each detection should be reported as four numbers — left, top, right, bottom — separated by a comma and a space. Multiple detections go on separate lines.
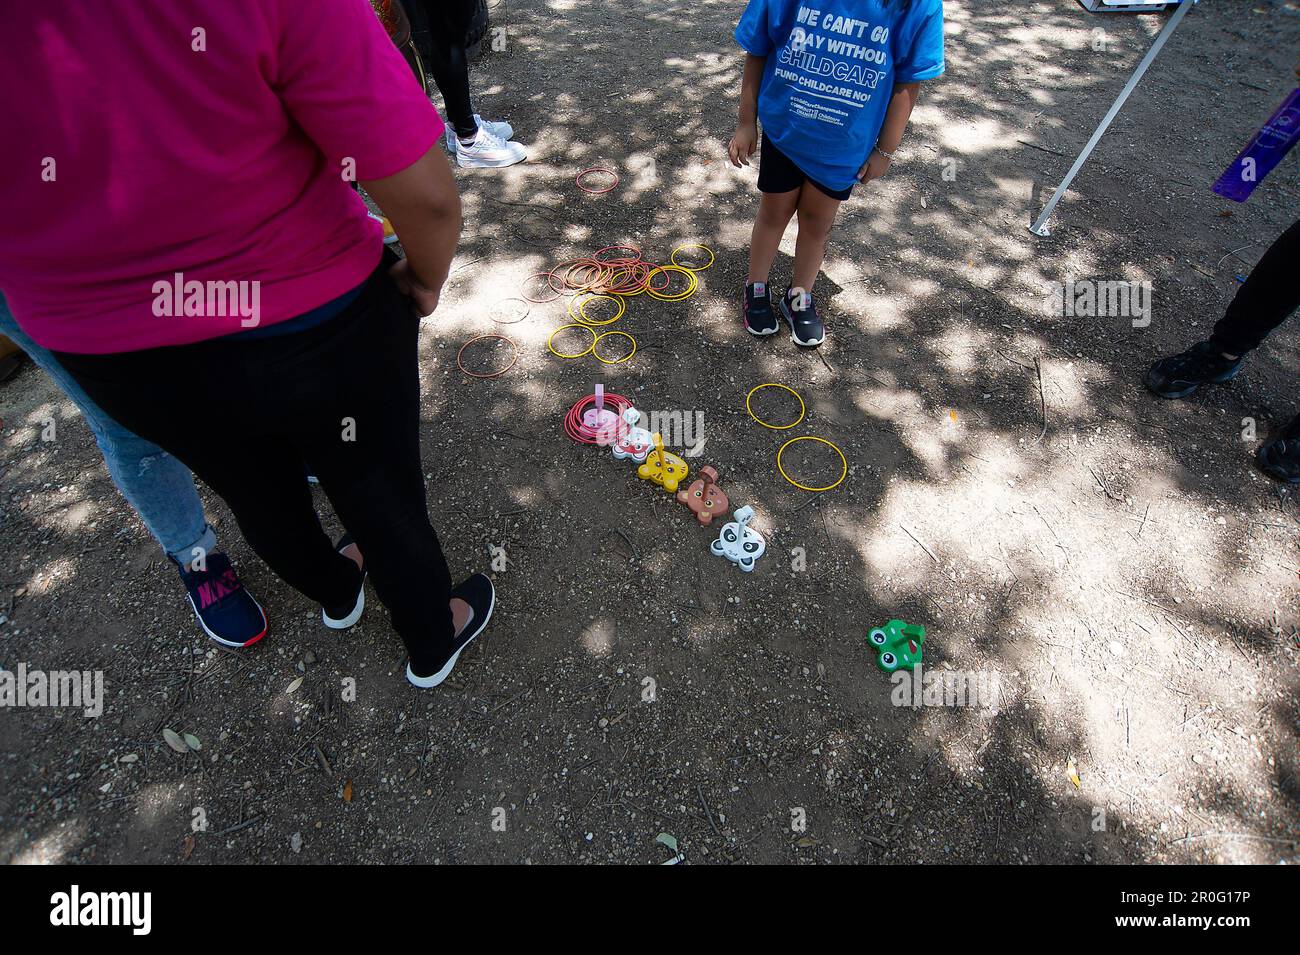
868, 620, 926, 672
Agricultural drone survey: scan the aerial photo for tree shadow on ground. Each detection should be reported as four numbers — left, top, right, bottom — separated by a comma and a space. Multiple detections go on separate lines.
1, 0, 1296, 863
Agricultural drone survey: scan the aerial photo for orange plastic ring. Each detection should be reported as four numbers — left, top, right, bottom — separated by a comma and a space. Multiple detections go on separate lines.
456, 334, 519, 379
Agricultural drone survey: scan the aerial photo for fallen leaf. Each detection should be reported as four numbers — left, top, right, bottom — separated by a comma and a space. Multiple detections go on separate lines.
796, 836, 821, 847
183, 733, 201, 751
1067, 757, 1081, 789
162, 728, 189, 754
181, 834, 195, 861
287, 677, 304, 695
342, 779, 353, 803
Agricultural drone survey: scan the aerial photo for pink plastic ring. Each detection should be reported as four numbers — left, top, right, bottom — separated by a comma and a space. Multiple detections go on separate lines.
521, 272, 562, 304
593, 244, 641, 262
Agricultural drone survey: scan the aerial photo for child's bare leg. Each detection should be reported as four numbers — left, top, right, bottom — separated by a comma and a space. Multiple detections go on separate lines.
747, 188, 800, 284
791, 185, 842, 292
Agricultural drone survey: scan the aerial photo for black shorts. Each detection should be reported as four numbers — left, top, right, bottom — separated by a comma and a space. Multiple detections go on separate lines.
757, 133, 854, 201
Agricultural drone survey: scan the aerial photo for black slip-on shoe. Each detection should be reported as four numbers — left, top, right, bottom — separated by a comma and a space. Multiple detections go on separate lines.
322, 533, 366, 629
406, 573, 496, 688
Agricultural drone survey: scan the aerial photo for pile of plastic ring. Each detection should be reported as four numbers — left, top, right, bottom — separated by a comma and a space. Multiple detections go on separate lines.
563, 389, 634, 444
532, 243, 713, 366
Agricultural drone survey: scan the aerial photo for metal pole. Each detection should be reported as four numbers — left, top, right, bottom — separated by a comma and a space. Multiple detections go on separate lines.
1028, 0, 1194, 237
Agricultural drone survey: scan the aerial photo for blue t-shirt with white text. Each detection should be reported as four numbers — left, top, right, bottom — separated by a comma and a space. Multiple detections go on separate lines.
735, 0, 944, 191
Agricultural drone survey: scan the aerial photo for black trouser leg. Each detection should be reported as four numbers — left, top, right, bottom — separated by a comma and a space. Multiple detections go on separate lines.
1210, 218, 1300, 355
56, 266, 456, 667
287, 272, 456, 672
419, 0, 477, 139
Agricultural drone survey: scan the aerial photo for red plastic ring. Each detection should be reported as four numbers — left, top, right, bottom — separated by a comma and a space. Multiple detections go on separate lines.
577, 167, 619, 194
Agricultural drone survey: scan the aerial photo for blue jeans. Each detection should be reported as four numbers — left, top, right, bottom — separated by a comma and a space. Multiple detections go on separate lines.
0, 293, 216, 564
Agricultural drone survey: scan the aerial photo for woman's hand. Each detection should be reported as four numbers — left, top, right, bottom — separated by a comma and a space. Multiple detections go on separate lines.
389, 258, 441, 317
857, 148, 892, 183
728, 123, 758, 167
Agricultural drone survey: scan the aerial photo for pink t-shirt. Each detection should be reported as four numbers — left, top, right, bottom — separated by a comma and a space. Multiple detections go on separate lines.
0, 0, 445, 353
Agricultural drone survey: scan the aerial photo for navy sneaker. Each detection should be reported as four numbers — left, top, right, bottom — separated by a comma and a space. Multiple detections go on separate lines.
1144, 341, 1244, 399
744, 282, 779, 336
175, 551, 268, 648
780, 286, 826, 347
406, 573, 496, 688
322, 534, 366, 629
1256, 414, 1300, 485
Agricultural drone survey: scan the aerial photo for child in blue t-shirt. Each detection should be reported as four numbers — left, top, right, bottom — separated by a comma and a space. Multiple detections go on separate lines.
729, 0, 944, 346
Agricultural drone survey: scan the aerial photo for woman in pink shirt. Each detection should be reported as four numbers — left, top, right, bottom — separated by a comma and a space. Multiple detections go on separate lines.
0, 0, 494, 687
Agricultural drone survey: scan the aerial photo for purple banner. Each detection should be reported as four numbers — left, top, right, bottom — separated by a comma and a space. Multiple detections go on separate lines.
1212, 87, 1300, 202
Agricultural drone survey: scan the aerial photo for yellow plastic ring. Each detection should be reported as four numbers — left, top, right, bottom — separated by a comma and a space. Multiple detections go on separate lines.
777, 436, 848, 493
645, 265, 698, 302
670, 243, 715, 271
593, 330, 637, 365
746, 383, 806, 430
570, 291, 626, 326
548, 323, 598, 359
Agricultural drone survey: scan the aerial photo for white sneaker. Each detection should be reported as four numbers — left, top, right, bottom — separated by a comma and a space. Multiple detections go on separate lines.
454, 127, 527, 168
446, 115, 514, 152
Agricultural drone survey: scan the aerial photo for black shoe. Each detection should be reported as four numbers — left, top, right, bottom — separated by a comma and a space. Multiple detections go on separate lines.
1143, 341, 1243, 399
175, 551, 268, 648
780, 286, 825, 347
1256, 414, 1300, 485
744, 282, 779, 336
406, 573, 496, 688
322, 534, 366, 629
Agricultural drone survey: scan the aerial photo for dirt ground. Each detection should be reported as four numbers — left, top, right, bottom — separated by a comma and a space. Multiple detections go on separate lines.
2, 0, 1297, 865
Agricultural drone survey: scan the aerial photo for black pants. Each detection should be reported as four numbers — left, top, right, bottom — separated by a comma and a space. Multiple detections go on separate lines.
410, 0, 477, 139
1210, 218, 1300, 355
56, 264, 456, 673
